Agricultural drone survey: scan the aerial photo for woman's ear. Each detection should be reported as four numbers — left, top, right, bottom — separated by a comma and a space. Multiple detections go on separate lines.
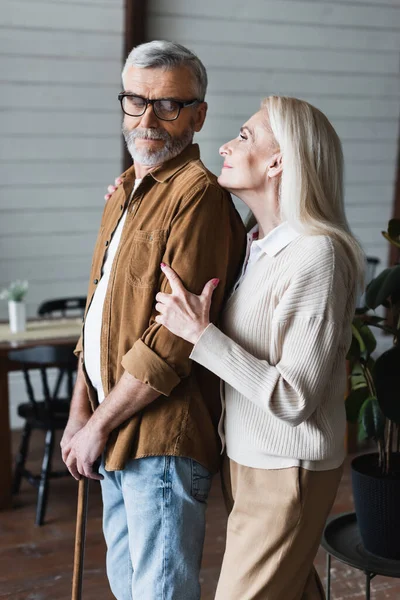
267, 153, 283, 179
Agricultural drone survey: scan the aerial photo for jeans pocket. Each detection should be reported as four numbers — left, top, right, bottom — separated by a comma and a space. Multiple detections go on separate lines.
191, 459, 212, 503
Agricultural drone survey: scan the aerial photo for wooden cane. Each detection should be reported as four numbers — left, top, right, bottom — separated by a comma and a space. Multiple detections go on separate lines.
71, 477, 89, 600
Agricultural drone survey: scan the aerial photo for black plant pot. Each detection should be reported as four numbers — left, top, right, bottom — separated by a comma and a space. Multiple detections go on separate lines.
351, 452, 400, 559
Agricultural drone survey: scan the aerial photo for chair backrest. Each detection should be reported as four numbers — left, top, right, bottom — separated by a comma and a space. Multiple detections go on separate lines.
38, 297, 86, 318
9, 345, 77, 411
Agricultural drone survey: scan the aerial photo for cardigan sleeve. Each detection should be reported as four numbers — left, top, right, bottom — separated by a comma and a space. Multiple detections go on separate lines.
190, 246, 353, 426
190, 317, 340, 427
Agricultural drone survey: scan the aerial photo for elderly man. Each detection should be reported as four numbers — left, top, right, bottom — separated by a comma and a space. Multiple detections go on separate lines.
61, 41, 246, 599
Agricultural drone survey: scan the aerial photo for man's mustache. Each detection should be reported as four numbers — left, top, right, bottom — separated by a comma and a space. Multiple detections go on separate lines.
123, 127, 171, 142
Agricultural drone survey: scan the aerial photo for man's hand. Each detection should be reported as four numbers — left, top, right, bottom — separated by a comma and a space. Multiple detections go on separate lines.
61, 360, 160, 481
60, 414, 90, 464
60, 359, 101, 479
63, 418, 107, 481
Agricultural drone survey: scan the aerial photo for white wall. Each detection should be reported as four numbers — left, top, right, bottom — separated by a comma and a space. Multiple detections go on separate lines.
0, 0, 124, 427
148, 0, 400, 269
0, 0, 124, 321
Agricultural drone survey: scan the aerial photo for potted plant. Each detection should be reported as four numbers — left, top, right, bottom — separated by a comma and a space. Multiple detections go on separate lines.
0, 280, 29, 333
346, 219, 400, 559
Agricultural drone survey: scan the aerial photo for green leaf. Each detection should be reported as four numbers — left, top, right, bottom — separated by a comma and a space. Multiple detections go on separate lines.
357, 420, 368, 442
381, 219, 400, 248
366, 266, 400, 310
359, 396, 386, 441
351, 323, 366, 353
345, 386, 370, 423
346, 332, 361, 361
360, 324, 377, 355
350, 361, 367, 390
382, 231, 400, 249
387, 219, 400, 246
352, 318, 377, 357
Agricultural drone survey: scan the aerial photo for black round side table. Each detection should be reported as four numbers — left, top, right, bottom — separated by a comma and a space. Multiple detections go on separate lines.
321, 512, 400, 600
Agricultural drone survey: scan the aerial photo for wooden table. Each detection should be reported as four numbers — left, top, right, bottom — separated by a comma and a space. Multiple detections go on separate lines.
0, 319, 81, 510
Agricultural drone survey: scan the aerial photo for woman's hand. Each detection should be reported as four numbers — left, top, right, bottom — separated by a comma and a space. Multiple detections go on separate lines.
155, 264, 220, 345
104, 176, 123, 201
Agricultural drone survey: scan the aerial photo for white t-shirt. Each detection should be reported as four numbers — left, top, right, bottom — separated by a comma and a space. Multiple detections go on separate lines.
84, 179, 142, 403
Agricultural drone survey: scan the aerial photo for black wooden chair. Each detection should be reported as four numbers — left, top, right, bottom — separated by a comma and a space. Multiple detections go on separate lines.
37, 296, 86, 398
10, 344, 77, 525
38, 296, 86, 319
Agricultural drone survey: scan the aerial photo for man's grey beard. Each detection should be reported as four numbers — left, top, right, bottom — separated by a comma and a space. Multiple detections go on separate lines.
122, 125, 194, 166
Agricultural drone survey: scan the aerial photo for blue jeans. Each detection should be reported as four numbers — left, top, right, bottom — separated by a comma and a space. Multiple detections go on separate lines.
99, 456, 212, 600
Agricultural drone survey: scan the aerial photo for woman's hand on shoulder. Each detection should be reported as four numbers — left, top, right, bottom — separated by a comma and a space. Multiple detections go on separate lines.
155, 264, 219, 345
104, 176, 123, 201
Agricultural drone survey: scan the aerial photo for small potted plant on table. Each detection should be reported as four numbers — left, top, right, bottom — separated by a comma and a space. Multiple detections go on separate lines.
0, 280, 29, 333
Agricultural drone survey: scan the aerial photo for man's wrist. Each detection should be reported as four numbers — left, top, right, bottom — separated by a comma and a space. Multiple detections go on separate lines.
89, 408, 113, 437
68, 401, 91, 421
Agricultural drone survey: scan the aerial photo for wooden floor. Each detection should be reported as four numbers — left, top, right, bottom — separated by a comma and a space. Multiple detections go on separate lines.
1, 431, 400, 600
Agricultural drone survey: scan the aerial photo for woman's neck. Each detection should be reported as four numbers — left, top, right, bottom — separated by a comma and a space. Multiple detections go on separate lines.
240, 188, 281, 239
257, 214, 282, 239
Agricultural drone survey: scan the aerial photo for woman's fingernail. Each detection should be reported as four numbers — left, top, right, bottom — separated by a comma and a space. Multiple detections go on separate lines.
213, 278, 220, 287
115, 177, 122, 185
160, 263, 166, 268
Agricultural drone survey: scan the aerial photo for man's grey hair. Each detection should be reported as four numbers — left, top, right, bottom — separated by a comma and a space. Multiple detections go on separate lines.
122, 40, 208, 101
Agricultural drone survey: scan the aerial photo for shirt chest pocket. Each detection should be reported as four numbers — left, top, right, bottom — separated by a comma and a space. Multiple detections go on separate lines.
128, 229, 168, 288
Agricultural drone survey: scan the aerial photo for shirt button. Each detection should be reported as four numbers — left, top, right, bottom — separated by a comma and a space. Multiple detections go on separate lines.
105, 240, 109, 246
93, 278, 99, 284
120, 205, 123, 210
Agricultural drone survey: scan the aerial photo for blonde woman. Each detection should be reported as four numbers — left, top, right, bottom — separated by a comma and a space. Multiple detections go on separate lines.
154, 96, 365, 599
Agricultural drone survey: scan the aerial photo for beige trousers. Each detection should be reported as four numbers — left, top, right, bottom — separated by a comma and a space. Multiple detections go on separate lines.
215, 457, 343, 600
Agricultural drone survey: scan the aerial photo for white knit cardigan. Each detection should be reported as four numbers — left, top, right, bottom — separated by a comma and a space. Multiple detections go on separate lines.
190, 232, 357, 470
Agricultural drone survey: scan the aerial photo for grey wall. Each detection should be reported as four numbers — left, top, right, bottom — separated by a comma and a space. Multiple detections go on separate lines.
0, 0, 124, 321
0, 0, 124, 427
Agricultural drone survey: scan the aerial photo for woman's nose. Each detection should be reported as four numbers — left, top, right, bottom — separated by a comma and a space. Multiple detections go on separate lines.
219, 143, 230, 156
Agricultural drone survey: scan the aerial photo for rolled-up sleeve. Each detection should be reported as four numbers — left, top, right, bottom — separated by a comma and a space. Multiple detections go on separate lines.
74, 333, 83, 357
121, 182, 245, 396
122, 339, 181, 396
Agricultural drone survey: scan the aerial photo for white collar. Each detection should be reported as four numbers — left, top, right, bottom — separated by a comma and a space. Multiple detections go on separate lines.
250, 221, 301, 257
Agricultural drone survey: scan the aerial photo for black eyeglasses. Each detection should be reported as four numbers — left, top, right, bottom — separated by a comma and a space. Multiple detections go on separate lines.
118, 93, 200, 121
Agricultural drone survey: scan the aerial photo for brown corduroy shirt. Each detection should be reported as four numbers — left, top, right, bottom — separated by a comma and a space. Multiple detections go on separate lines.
75, 144, 246, 473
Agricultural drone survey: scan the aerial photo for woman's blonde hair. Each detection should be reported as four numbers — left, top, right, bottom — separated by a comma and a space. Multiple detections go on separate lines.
248, 96, 365, 287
